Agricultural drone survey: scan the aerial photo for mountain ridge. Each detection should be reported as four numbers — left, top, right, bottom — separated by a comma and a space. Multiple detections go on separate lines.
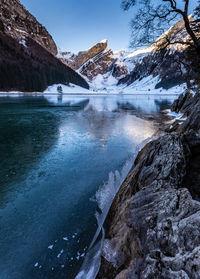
57, 16, 199, 93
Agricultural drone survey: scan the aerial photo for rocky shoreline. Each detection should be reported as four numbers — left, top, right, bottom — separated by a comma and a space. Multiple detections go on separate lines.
96, 91, 200, 279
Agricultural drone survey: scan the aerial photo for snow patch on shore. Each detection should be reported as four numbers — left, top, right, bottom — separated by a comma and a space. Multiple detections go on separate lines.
166, 109, 187, 123
44, 83, 94, 94
0, 76, 186, 96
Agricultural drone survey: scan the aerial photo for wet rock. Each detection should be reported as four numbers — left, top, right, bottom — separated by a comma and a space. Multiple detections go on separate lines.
171, 93, 187, 113
171, 91, 194, 115
179, 95, 200, 133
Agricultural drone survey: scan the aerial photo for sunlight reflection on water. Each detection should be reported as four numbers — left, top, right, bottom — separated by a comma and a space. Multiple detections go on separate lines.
0, 93, 177, 279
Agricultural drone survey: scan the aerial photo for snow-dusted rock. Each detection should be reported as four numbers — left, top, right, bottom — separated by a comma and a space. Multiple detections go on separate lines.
58, 40, 129, 84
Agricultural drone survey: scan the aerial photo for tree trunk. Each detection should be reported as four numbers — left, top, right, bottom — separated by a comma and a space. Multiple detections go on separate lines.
183, 14, 200, 54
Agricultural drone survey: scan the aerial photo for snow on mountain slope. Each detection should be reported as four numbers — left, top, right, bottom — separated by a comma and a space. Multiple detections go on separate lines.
119, 75, 186, 95
87, 46, 155, 92
124, 47, 154, 72
44, 83, 94, 94
89, 75, 186, 95
116, 16, 199, 93
56, 16, 199, 94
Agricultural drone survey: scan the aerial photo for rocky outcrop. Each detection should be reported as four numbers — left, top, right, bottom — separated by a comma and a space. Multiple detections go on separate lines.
59, 40, 109, 70
0, 0, 57, 55
80, 49, 115, 80
59, 40, 128, 81
0, 0, 89, 92
97, 92, 200, 279
153, 15, 196, 51
112, 62, 128, 79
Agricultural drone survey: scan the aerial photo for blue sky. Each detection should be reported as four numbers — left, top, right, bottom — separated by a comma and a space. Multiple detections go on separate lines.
21, 0, 133, 53
21, 0, 198, 53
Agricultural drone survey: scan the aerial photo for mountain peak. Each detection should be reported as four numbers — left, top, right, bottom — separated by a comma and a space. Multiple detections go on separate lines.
100, 39, 108, 44
59, 39, 109, 71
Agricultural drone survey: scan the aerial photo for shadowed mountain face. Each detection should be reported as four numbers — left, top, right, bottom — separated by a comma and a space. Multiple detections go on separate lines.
118, 17, 200, 89
0, 0, 57, 55
0, 0, 89, 92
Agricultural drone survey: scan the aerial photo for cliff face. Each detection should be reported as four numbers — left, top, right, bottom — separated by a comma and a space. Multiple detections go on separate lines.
61, 40, 109, 70
59, 40, 128, 81
0, 0, 57, 55
118, 49, 186, 89
97, 91, 200, 279
0, 0, 89, 92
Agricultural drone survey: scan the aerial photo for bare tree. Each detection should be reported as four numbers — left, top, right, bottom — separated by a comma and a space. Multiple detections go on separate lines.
122, 0, 200, 53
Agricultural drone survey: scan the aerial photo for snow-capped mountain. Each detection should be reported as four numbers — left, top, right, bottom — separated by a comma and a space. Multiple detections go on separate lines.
118, 16, 199, 92
58, 40, 131, 91
58, 16, 199, 94
58, 39, 128, 81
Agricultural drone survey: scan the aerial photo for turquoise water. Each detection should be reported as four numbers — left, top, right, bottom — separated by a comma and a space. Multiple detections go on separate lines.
0, 94, 176, 279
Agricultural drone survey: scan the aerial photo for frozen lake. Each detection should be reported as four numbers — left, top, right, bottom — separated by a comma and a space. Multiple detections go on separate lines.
0, 93, 177, 279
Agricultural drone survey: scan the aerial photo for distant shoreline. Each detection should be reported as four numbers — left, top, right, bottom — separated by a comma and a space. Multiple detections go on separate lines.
0, 92, 180, 96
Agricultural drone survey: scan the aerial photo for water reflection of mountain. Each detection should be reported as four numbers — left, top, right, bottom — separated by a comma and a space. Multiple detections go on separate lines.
0, 95, 91, 190
82, 95, 176, 115
81, 104, 156, 146
81, 106, 116, 145
0, 94, 175, 188
116, 98, 172, 114
116, 101, 137, 112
